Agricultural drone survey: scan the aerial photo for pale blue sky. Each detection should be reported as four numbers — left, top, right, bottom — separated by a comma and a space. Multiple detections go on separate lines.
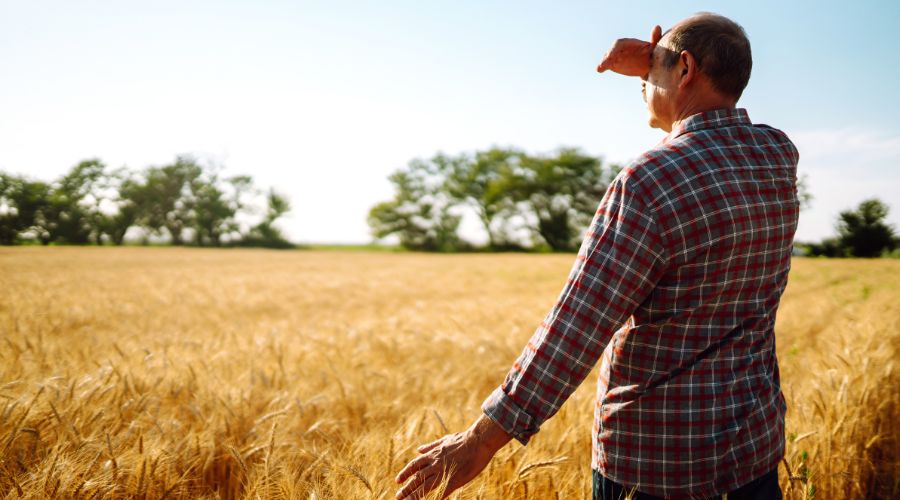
2, 1, 898, 243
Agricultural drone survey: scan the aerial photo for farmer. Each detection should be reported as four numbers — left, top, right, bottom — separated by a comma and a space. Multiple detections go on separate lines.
396, 12, 797, 500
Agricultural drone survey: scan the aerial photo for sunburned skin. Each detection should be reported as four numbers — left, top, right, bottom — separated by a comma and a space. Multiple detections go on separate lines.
596, 25, 662, 77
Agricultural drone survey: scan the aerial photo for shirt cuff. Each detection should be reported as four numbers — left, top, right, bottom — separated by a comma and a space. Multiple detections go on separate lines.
481, 385, 540, 446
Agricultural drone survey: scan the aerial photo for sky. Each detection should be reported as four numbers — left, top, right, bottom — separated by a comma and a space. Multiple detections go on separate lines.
1, 0, 898, 244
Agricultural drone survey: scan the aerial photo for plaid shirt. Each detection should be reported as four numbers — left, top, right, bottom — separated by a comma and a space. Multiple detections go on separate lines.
482, 108, 799, 498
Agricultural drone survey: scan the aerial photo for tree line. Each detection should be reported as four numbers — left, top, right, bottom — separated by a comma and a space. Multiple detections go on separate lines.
369, 146, 898, 257
797, 198, 898, 258
0, 156, 292, 248
368, 147, 620, 252
4, 150, 894, 256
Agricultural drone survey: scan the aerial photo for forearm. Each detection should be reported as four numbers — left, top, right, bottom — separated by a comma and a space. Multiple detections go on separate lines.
481, 316, 603, 446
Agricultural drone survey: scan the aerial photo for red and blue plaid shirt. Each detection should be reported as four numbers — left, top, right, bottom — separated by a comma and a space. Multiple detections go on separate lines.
482, 108, 800, 498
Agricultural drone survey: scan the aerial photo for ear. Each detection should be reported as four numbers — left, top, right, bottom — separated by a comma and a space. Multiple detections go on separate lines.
676, 50, 699, 90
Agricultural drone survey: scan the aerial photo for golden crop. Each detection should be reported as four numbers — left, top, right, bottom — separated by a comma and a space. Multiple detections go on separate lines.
1, 248, 897, 499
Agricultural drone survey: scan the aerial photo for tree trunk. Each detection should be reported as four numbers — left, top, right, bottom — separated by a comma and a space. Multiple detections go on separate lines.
167, 224, 183, 245
478, 211, 495, 249
111, 223, 129, 245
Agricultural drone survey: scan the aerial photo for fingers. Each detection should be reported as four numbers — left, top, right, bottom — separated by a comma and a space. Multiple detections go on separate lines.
597, 46, 612, 72
596, 42, 621, 73
417, 438, 443, 454
396, 470, 441, 500
395, 454, 432, 485
416, 474, 442, 500
597, 26, 662, 75
596, 38, 651, 76
597, 57, 610, 73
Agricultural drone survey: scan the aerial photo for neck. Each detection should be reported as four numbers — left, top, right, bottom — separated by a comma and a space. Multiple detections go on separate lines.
667, 90, 736, 132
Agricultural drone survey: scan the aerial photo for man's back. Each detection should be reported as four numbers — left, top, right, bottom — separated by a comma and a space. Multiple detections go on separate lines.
593, 107, 799, 497
396, 14, 798, 500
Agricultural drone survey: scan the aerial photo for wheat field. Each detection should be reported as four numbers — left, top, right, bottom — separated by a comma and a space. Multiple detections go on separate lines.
0, 247, 897, 499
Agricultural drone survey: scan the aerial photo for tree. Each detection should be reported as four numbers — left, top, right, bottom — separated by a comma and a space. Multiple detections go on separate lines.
368, 158, 463, 252
801, 237, 845, 258
140, 157, 202, 245
190, 173, 253, 246
0, 155, 291, 247
837, 198, 896, 257
444, 148, 521, 249
241, 189, 293, 248
57, 159, 113, 244
24, 159, 109, 245
0, 173, 20, 244
513, 148, 616, 251
0, 174, 52, 244
100, 168, 144, 246
797, 172, 814, 211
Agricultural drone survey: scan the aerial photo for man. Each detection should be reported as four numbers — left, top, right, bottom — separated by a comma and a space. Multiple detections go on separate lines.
396, 12, 797, 499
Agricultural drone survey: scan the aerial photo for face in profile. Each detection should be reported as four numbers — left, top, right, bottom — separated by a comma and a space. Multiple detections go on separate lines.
641, 37, 679, 132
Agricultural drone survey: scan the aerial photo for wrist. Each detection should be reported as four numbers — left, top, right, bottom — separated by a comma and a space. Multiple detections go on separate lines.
467, 414, 512, 453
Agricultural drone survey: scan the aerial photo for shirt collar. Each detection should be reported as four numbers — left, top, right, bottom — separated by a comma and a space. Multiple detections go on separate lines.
665, 108, 751, 142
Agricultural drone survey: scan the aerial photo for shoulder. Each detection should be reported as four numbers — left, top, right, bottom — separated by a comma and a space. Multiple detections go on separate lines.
611, 142, 687, 209
750, 123, 801, 165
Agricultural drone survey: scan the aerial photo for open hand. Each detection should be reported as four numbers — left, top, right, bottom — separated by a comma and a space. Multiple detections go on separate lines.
395, 415, 511, 499
596, 25, 662, 77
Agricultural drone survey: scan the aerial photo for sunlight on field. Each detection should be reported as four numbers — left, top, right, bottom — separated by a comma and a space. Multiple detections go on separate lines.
1, 248, 897, 499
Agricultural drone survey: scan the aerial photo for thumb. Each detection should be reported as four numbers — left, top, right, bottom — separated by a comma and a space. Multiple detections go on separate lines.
651, 25, 662, 46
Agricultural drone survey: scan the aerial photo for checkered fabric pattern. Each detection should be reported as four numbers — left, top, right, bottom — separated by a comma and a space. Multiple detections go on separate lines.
482, 108, 800, 498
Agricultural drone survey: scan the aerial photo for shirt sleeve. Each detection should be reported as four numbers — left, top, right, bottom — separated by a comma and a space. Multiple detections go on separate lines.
481, 168, 668, 445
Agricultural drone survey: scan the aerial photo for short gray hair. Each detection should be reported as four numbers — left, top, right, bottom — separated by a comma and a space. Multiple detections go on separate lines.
662, 13, 752, 100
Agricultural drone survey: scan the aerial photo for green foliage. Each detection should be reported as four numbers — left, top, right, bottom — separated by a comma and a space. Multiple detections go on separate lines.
0, 174, 14, 244
239, 189, 294, 248
49, 159, 109, 244
102, 168, 145, 245
0, 156, 293, 248
444, 148, 522, 249
837, 198, 896, 257
369, 147, 617, 252
191, 172, 254, 247
368, 158, 464, 252
800, 198, 897, 258
0, 174, 53, 244
799, 237, 847, 258
139, 156, 204, 245
515, 148, 616, 251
